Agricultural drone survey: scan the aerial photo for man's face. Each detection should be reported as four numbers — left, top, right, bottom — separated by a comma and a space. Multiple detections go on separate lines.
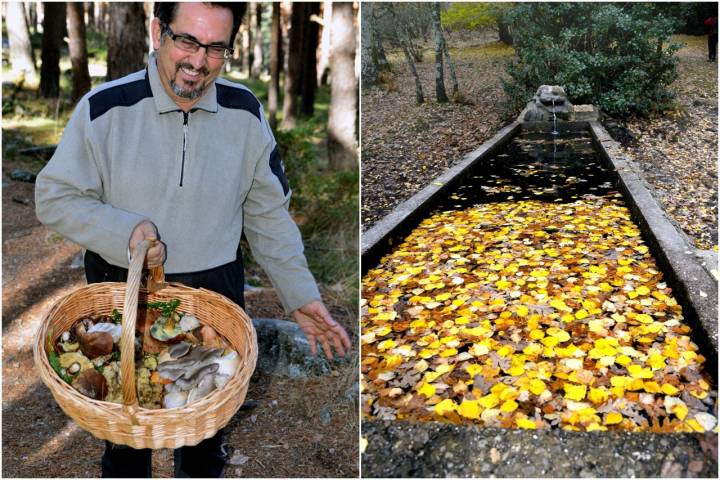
151, 3, 233, 108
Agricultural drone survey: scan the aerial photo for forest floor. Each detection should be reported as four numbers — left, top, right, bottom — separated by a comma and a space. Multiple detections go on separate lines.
1, 90, 358, 477
361, 33, 718, 252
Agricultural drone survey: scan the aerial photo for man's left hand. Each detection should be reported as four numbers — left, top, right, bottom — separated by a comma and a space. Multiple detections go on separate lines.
292, 300, 352, 360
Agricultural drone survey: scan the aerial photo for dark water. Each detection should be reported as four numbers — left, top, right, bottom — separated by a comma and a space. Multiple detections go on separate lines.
432, 129, 617, 213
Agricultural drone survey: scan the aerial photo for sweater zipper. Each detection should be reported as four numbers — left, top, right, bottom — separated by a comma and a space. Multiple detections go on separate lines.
180, 112, 189, 187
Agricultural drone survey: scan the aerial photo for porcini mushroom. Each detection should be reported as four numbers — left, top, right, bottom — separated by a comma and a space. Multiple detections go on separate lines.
74, 322, 114, 358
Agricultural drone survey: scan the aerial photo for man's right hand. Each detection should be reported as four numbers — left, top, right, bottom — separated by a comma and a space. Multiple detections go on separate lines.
129, 220, 166, 268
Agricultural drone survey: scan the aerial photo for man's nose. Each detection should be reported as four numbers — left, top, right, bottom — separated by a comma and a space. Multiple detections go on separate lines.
186, 48, 207, 70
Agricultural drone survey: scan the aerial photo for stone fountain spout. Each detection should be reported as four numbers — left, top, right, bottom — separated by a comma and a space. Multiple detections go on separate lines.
520, 85, 575, 122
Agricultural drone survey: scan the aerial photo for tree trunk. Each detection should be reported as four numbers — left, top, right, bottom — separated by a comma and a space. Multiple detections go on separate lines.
317, 0, 331, 85
269, 2, 281, 130
25, 2, 38, 35
251, 2, 263, 78
360, 1, 377, 85
39, 2, 65, 98
67, 1, 91, 101
242, 9, 251, 76
98, 2, 107, 33
300, 2, 320, 116
431, 3, 448, 103
387, 4, 423, 104
85, 2, 94, 29
327, 2, 357, 171
497, 14, 513, 45
442, 30, 459, 100
106, 3, 146, 81
7, 1, 37, 85
370, 7, 389, 72
281, 2, 305, 129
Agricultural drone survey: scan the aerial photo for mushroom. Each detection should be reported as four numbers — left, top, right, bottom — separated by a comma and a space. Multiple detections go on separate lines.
179, 315, 200, 332
216, 351, 240, 377
72, 369, 108, 400
88, 322, 122, 343
59, 351, 94, 372
175, 363, 219, 390
163, 389, 189, 409
168, 341, 192, 359
74, 322, 113, 358
61, 331, 71, 342
67, 362, 81, 375
187, 374, 217, 404
149, 315, 186, 343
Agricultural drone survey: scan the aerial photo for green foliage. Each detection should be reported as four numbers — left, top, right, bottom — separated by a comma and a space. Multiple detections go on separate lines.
441, 3, 513, 32
503, 3, 686, 117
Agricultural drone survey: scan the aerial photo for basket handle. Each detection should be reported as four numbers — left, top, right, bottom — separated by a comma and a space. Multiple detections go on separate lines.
119, 239, 158, 406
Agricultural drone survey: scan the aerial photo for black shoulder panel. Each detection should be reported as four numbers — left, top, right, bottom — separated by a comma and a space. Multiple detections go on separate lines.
89, 74, 153, 121
216, 83, 261, 121
269, 144, 290, 196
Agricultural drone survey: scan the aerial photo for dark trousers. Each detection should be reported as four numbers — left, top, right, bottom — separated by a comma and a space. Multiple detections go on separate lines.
709, 33, 717, 61
84, 250, 245, 478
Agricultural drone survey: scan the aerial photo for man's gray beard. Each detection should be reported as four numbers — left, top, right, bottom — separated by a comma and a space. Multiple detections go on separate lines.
170, 80, 205, 100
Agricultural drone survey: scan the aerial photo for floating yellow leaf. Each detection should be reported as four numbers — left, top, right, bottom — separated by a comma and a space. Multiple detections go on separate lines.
604, 412, 623, 425
457, 400, 480, 419
418, 382, 436, 398
516, 417, 537, 429
435, 399, 456, 416
564, 383, 587, 401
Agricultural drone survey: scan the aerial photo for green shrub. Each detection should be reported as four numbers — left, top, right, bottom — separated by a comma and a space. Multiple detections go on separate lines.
503, 3, 687, 117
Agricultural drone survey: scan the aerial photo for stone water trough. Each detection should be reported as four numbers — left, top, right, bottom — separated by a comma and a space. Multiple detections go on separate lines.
361, 87, 718, 477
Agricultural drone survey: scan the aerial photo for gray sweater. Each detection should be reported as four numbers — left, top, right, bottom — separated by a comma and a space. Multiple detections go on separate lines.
35, 53, 320, 313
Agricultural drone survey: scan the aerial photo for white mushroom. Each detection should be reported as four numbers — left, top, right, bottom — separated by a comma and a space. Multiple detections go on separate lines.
216, 351, 240, 377
179, 315, 200, 332
163, 389, 189, 409
187, 374, 217, 404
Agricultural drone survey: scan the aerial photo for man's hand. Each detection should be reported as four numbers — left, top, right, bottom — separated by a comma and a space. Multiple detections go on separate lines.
129, 220, 166, 268
292, 300, 352, 360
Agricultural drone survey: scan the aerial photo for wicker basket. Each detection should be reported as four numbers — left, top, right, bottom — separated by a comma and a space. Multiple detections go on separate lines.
33, 240, 258, 449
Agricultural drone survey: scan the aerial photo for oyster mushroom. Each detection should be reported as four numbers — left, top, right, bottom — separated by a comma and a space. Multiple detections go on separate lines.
72, 369, 108, 400
168, 341, 192, 359
175, 363, 219, 390
187, 374, 217, 404
74, 322, 113, 358
163, 389, 189, 409
216, 351, 240, 377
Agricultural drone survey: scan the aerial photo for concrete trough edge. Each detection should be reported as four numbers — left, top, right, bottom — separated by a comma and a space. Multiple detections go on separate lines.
588, 121, 718, 371
361, 121, 522, 273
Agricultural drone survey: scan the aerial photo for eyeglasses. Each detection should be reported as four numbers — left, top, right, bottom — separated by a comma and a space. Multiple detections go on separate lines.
161, 23, 233, 59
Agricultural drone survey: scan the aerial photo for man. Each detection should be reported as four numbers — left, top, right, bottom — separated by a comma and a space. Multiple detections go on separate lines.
35, 2, 351, 477
705, 15, 718, 62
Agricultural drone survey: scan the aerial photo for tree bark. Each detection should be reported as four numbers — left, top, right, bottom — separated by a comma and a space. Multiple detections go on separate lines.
360, 1, 377, 85
268, 2, 281, 130
300, 2, 320, 116
317, 0, 332, 85
327, 2, 357, 171
442, 30, 459, 100
25, 2, 38, 35
39, 2, 65, 98
387, 4, 423, 104
281, 2, 305, 129
85, 2, 94, 29
106, 3, 146, 81
7, 1, 37, 84
431, 3, 448, 103
67, 1, 91, 101
370, 7, 389, 72
242, 8, 251, 76
98, 2, 107, 33
251, 2, 263, 78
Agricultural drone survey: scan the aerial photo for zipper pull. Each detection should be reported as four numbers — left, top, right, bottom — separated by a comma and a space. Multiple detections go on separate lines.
180, 112, 189, 187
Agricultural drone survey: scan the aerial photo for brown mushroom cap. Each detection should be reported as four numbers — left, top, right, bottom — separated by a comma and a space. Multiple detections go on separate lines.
72, 369, 108, 400
74, 322, 114, 358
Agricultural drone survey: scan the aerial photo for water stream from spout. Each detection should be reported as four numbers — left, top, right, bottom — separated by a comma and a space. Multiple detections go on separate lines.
551, 98, 559, 136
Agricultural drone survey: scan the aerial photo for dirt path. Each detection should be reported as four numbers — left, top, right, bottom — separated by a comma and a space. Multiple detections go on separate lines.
1, 160, 358, 477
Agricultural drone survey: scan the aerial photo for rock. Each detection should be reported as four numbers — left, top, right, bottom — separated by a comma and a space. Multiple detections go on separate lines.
9, 169, 36, 183
227, 451, 249, 466
319, 406, 332, 424
252, 318, 351, 378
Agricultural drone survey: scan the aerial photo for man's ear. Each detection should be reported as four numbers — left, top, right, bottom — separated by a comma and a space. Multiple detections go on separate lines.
151, 18, 162, 50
